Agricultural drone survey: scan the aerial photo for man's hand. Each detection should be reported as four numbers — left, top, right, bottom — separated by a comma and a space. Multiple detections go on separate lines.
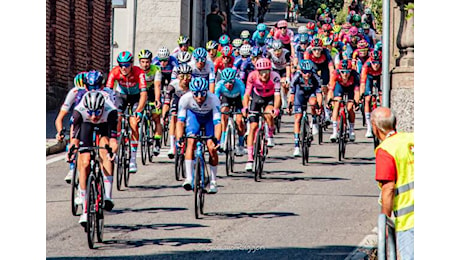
272, 108, 280, 118
135, 112, 142, 123
56, 130, 65, 142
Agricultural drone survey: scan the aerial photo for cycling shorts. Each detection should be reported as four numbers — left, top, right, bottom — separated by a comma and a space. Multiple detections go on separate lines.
333, 82, 359, 100
115, 92, 140, 114
220, 95, 243, 112
169, 94, 180, 115
273, 68, 287, 78
249, 92, 274, 123
294, 88, 317, 114
364, 74, 381, 96
185, 110, 215, 137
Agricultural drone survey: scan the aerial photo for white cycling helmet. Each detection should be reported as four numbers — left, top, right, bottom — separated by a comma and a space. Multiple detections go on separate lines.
157, 47, 170, 59
240, 44, 252, 56
177, 51, 192, 63
83, 91, 105, 111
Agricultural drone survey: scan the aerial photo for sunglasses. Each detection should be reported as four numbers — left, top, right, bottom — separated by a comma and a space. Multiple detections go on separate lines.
279, 27, 287, 29
193, 90, 207, 98
223, 56, 231, 59
87, 109, 103, 117
301, 70, 312, 75
339, 69, 351, 74
371, 61, 381, 65
224, 79, 235, 85
312, 47, 322, 52
196, 58, 206, 63
178, 74, 192, 80
119, 62, 132, 68
87, 85, 101, 91
179, 44, 187, 47
259, 69, 270, 75
159, 59, 169, 62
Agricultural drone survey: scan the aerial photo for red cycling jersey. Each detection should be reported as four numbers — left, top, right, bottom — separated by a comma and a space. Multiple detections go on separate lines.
245, 70, 281, 97
329, 69, 360, 89
214, 56, 235, 74
304, 49, 333, 66
106, 66, 147, 95
360, 58, 382, 85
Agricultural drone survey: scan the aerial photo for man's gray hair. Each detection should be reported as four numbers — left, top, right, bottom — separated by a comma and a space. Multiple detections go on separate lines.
370, 107, 397, 133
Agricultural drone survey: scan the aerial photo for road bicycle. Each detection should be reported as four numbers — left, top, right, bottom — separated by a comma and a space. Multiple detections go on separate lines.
250, 110, 271, 182
139, 102, 156, 165
116, 104, 133, 190
222, 108, 240, 176
331, 93, 352, 161
299, 109, 314, 165
174, 133, 186, 181
188, 133, 213, 219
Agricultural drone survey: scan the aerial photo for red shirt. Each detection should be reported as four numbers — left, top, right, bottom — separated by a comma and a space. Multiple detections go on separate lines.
106, 66, 147, 95
360, 58, 382, 85
375, 132, 399, 182
214, 56, 235, 74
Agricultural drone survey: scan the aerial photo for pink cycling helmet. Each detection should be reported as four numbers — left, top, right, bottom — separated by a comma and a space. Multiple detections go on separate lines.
349, 26, 358, 36
255, 58, 272, 70
277, 20, 288, 28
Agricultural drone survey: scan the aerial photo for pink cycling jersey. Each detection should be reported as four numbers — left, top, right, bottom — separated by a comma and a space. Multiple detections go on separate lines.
245, 70, 281, 97
274, 29, 294, 45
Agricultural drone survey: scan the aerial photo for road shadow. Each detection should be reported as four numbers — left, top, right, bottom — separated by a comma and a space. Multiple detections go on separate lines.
108, 207, 188, 215
128, 184, 182, 190
259, 176, 349, 182
202, 211, 298, 220
105, 223, 208, 233
47, 245, 366, 259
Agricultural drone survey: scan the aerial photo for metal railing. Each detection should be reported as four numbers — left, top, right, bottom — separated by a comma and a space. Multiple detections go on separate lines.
378, 213, 397, 260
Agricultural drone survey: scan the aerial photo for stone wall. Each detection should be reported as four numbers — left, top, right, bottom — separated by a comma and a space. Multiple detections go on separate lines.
46, 0, 112, 111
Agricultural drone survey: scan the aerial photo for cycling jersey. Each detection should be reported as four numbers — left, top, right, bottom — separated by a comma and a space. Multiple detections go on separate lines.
214, 56, 235, 74
361, 58, 382, 95
294, 45, 307, 62
152, 56, 179, 84
352, 51, 370, 74
290, 71, 321, 95
164, 79, 189, 113
234, 57, 256, 84
188, 59, 216, 83
330, 69, 360, 99
215, 78, 246, 99
274, 28, 294, 45
267, 49, 291, 71
143, 64, 162, 88
304, 48, 334, 85
73, 91, 117, 124
106, 66, 147, 95
171, 46, 195, 57
245, 70, 281, 98
252, 30, 269, 46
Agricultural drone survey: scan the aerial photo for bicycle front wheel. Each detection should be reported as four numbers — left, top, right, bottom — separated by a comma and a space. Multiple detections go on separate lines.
86, 174, 97, 249
96, 171, 104, 243
123, 137, 131, 188
301, 117, 310, 165
225, 126, 233, 176
116, 137, 124, 191
174, 148, 181, 181
140, 119, 148, 165
338, 115, 345, 161
194, 159, 202, 219
71, 153, 80, 216
254, 129, 263, 182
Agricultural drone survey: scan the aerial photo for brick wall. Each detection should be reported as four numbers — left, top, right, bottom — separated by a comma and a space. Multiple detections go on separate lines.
46, 0, 112, 111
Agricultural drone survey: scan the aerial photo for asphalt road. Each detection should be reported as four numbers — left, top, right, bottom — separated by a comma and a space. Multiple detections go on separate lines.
46, 111, 380, 259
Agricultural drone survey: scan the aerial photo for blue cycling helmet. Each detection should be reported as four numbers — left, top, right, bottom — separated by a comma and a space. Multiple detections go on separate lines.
117, 51, 134, 63
257, 23, 267, 32
251, 46, 263, 57
219, 34, 230, 45
189, 77, 209, 92
264, 37, 273, 48
193, 47, 207, 60
299, 34, 309, 44
84, 70, 104, 90
299, 60, 315, 73
220, 68, 237, 82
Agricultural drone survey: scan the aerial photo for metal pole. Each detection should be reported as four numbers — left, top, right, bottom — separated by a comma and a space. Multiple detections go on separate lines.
382, 0, 391, 107
110, 7, 114, 69
132, 0, 138, 56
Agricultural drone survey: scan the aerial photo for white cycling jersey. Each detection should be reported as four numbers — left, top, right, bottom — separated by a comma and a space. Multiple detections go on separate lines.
267, 49, 291, 70
73, 91, 117, 124
188, 60, 216, 83
60, 87, 116, 112
177, 91, 221, 124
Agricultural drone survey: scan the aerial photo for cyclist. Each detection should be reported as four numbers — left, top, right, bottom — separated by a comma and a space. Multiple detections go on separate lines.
360, 49, 382, 138
352, 39, 370, 74
206, 40, 222, 63
171, 51, 192, 80
273, 20, 295, 54
252, 23, 269, 47
362, 23, 377, 47
329, 59, 360, 142
106, 51, 148, 173
266, 39, 291, 110
362, 7, 377, 31
189, 47, 216, 93
163, 64, 193, 158
242, 58, 281, 171
55, 71, 87, 183
218, 34, 232, 52
293, 34, 309, 70
171, 35, 195, 57
71, 91, 118, 225
292, 25, 308, 48
214, 45, 235, 76
240, 30, 255, 47
232, 38, 243, 58
152, 47, 179, 90
176, 77, 222, 194
288, 62, 321, 157
138, 49, 163, 155
237, 45, 259, 84
215, 68, 246, 156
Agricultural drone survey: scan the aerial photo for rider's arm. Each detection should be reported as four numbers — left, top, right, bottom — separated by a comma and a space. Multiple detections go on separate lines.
211, 94, 222, 141
273, 73, 282, 110
135, 71, 148, 113
359, 63, 369, 96
154, 70, 162, 105
105, 68, 117, 89
285, 51, 292, 81
175, 94, 189, 139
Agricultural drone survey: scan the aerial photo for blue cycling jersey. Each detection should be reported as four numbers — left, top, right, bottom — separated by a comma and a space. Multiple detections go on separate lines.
214, 78, 246, 99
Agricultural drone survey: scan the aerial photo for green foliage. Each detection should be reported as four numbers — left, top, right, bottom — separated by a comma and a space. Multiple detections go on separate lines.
370, 0, 383, 33
300, 0, 345, 20
404, 3, 414, 20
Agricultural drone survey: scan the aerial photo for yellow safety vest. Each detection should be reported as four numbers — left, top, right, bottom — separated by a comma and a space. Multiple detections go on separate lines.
376, 132, 414, 232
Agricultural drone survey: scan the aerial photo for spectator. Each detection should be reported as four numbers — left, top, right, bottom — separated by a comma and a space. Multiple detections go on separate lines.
206, 4, 224, 42
372, 107, 414, 260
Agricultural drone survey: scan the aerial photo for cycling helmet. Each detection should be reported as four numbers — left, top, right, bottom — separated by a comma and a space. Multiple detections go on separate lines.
357, 39, 369, 49
362, 23, 370, 30
370, 50, 382, 61
349, 10, 356, 17
117, 51, 134, 63
324, 7, 330, 13
74, 71, 87, 89
322, 23, 332, 32
272, 39, 283, 50
206, 40, 219, 50
232, 38, 243, 48
365, 7, 372, 15
342, 23, 352, 30
320, 4, 327, 10
306, 22, 316, 31
177, 63, 192, 74
83, 70, 104, 90
177, 35, 190, 45
157, 47, 170, 59
323, 37, 333, 46
349, 26, 358, 36
221, 45, 233, 57
177, 51, 192, 63
333, 25, 342, 33
138, 49, 153, 60
220, 68, 238, 81
375, 41, 383, 51
277, 20, 288, 28
310, 37, 323, 47
189, 77, 209, 92
219, 34, 231, 45
257, 23, 267, 32
299, 59, 315, 72
193, 47, 207, 60
251, 46, 263, 57
299, 34, 309, 44
353, 14, 361, 23
264, 37, 274, 47
298, 25, 308, 34
83, 91, 105, 111
255, 58, 271, 70
240, 30, 251, 39
240, 44, 252, 56
338, 59, 352, 70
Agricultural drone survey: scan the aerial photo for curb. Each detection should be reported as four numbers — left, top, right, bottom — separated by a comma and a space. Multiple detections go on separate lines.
46, 141, 66, 156
345, 227, 378, 260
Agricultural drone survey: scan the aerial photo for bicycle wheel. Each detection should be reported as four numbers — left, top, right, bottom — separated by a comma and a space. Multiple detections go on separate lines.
230, 127, 236, 173
86, 174, 97, 249
254, 129, 263, 182
338, 114, 345, 161
116, 137, 124, 191
174, 148, 181, 181
123, 136, 131, 188
194, 159, 201, 219
96, 170, 104, 243
148, 121, 155, 163
163, 119, 169, 147
300, 117, 310, 165
200, 161, 208, 215
225, 126, 232, 176
71, 153, 80, 216
140, 119, 148, 165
